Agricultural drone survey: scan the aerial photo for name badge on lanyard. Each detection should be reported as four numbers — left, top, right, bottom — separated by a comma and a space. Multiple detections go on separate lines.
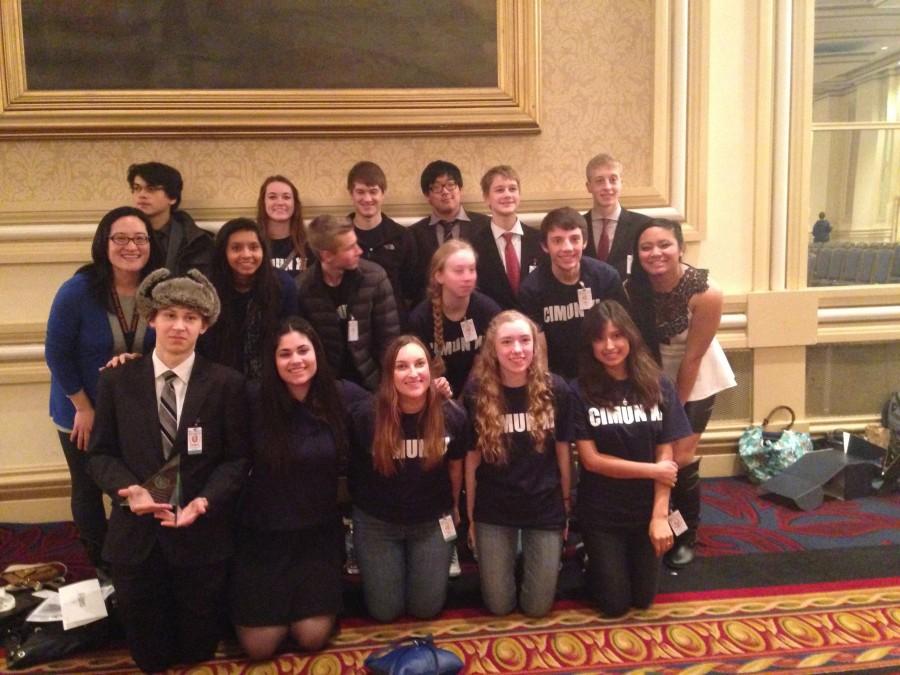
577, 286, 594, 311
460, 318, 477, 343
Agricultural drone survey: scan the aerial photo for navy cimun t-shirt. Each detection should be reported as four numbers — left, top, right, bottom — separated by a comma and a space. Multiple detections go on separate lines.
464, 373, 574, 530
407, 291, 501, 394
572, 376, 690, 527
268, 237, 306, 277
348, 397, 468, 524
519, 257, 626, 380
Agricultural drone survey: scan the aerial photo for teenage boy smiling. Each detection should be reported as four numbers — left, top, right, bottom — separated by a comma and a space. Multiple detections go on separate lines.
470, 165, 546, 311
520, 207, 627, 379
87, 269, 247, 673
410, 160, 490, 294
347, 161, 419, 321
582, 153, 650, 279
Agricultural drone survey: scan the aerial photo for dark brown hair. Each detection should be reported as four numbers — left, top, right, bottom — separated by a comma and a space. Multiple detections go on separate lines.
577, 300, 662, 410
256, 175, 307, 264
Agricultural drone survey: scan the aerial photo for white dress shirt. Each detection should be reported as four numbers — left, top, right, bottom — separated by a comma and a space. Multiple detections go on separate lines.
491, 220, 525, 273
152, 350, 196, 427
590, 203, 622, 251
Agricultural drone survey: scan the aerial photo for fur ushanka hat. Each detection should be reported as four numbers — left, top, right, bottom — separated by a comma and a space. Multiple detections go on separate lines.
136, 268, 221, 326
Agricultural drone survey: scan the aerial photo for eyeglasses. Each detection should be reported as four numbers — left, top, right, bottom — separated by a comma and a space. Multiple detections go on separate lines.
429, 181, 459, 194
109, 234, 151, 246
130, 183, 165, 195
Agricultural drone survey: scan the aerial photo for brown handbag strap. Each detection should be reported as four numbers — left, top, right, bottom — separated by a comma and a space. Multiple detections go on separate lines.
762, 405, 795, 431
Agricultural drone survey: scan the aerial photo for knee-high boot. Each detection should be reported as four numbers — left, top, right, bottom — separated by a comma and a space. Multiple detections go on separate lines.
664, 458, 701, 569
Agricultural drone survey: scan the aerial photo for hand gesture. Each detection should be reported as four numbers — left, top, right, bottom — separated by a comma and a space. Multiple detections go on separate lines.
117, 485, 172, 516
649, 516, 674, 557
158, 497, 209, 528
102, 352, 141, 370
433, 377, 453, 400
654, 460, 679, 487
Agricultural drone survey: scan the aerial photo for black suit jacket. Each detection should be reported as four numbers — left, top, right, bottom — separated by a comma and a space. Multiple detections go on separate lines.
471, 222, 548, 311
409, 211, 491, 297
582, 207, 651, 279
87, 354, 248, 566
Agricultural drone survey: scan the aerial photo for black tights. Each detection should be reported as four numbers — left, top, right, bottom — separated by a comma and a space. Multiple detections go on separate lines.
58, 430, 107, 566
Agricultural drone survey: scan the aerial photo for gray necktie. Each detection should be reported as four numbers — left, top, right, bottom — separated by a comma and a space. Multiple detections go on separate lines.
159, 371, 178, 458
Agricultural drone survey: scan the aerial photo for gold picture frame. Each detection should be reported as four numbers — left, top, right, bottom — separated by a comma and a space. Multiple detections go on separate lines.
0, 0, 539, 139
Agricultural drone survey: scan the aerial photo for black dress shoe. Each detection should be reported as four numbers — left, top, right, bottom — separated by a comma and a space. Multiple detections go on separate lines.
664, 542, 695, 569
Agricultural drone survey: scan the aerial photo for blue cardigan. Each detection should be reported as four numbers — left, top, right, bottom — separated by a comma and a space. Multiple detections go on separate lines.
45, 272, 155, 430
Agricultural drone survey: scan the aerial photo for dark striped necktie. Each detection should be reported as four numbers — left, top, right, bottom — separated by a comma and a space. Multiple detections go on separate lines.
159, 371, 178, 459
438, 220, 454, 243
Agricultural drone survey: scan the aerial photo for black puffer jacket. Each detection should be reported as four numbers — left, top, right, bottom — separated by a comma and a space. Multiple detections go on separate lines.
296, 259, 401, 390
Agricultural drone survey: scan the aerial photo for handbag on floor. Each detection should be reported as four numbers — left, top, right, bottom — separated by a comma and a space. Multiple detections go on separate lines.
738, 406, 811, 483
1, 563, 68, 592
364, 634, 463, 675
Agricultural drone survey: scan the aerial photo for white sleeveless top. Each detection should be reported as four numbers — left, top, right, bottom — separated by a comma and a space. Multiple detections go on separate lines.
659, 323, 736, 401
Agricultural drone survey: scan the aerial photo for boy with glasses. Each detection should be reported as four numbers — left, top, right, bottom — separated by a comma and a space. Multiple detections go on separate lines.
128, 162, 214, 277
410, 160, 490, 295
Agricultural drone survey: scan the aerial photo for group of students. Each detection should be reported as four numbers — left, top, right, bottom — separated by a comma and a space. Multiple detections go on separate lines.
44, 154, 735, 673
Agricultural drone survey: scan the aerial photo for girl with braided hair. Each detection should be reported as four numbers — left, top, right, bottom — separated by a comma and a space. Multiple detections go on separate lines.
408, 240, 500, 397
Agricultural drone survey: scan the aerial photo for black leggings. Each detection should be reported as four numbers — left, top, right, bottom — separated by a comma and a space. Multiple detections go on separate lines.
58, 430, 107, 563
581, 524, 660, 617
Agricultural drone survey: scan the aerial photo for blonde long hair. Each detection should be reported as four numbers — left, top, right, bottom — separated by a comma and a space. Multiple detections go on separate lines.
372, 335, 447, 476
470, 311, 554, 464
427, 239, 477, 377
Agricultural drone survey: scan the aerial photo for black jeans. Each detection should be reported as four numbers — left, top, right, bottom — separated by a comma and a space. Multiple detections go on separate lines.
58, 430, 107, 565
581, 524, 660, 617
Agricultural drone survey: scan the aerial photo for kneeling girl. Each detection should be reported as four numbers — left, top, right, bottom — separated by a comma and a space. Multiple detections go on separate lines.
464, 310, 573, 617
572, 300, 691, 617
230, 317, 364, 659
348, 335, 468, 622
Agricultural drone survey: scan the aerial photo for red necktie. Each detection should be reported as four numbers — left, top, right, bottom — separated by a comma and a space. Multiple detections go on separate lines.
502, 232, 520, 294
597, 218, 611, 262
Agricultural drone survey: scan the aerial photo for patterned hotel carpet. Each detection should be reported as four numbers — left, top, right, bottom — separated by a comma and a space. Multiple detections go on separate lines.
696, 477, 900, 555
3, 578, 900, 674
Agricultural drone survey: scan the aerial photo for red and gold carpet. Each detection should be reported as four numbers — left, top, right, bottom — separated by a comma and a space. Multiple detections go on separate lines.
4, 577, 899, 674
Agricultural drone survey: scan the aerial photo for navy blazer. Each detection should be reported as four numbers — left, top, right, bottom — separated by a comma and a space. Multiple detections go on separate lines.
471, 222, 547, 311
582, 207, 651, 280
87, 354, 248, 567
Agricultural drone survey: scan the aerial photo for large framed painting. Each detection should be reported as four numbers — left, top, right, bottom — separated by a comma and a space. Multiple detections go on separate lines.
0, 0, 539, 138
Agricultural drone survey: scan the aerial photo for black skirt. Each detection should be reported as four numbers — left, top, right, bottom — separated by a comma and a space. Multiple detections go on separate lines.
230, 520, 343, 626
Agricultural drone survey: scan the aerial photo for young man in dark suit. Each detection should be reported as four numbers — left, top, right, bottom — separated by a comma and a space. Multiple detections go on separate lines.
582, 153, 650, 280
471, 165, 547, 310
409, 160, 490, 294
128, 162, 214, 278
87, 269, 248, 673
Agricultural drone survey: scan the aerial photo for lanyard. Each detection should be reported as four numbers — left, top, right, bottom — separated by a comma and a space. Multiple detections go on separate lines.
110, 289, 139, 353
277, 248, 305, 272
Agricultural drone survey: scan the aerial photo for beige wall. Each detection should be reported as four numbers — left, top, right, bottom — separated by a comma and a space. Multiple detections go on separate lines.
0, 2, 655, 221
2, 0, 898, 521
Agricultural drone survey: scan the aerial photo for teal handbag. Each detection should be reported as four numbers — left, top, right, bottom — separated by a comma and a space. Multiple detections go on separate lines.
739, 406, 811, 483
